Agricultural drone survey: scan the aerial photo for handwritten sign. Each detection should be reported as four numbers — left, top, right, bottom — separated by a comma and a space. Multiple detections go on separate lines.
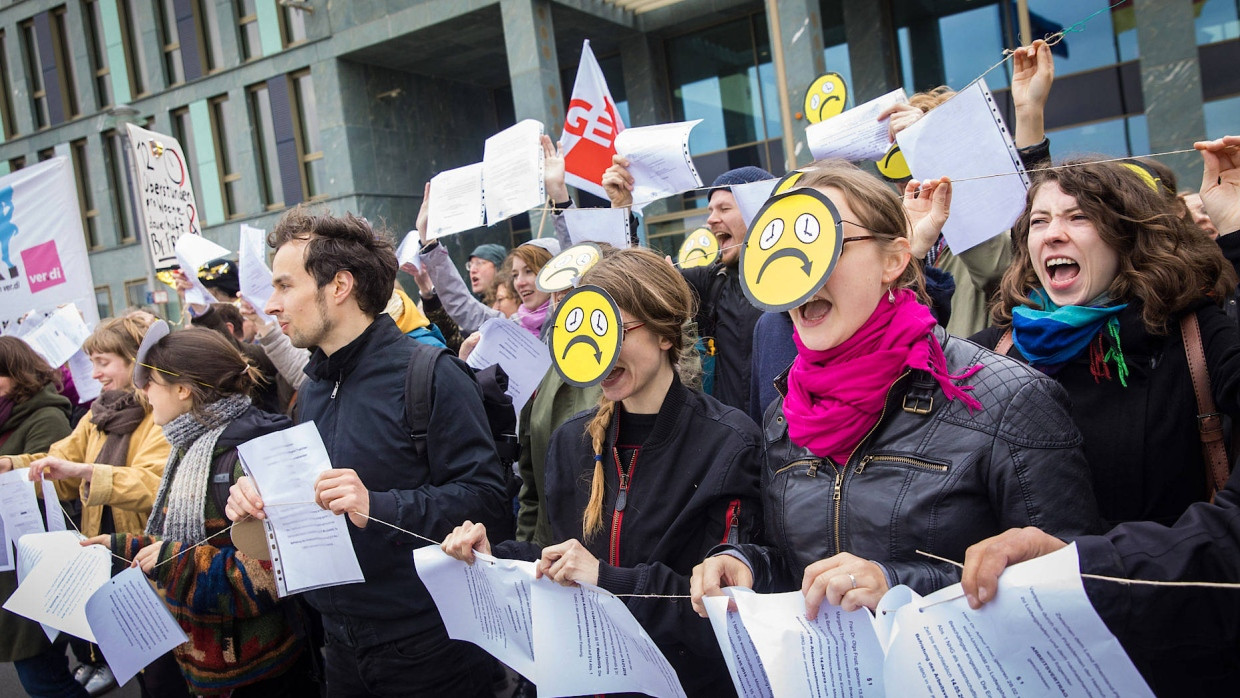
125, 124, 199, 271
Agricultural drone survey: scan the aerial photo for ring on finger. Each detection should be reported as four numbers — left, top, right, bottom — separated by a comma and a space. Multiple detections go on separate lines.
847, 573, 858, 590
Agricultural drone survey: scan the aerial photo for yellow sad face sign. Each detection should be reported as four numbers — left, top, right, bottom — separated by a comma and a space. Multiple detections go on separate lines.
550, 285, 623, 388
803, 73, 849, 124
740, 189, 843, 313
677, 228, 719, 269
537, 242, 603, 293
876, 143, 911, 181
773, 170, 805, 195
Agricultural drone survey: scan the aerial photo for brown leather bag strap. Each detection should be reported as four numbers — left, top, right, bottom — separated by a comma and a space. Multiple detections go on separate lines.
1182, 312, 1231, 501
995, 328, 1014, 356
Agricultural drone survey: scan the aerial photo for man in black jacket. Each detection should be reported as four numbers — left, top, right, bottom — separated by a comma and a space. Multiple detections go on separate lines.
226, 208, 508, 697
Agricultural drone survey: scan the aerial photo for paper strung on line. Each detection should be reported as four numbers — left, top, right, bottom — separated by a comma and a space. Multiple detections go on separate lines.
236, 422, 365, 596
883, 544, 1153, 698
703, 591, 774, 698
429, 163, 486, 238
561, 207, 631, 248
174, 234, 232, 307
417, 548, 686, 697
484, 120, 546, 225
731, 179, 780, 228
19, 304, 91, 369
897, 79, 1029, 252
66, 350, 101, 403
3, 531, 112, 641
14, 528, 67, 641
0, 470, 46, 552
414, 547, 537, 679
396, 232, 423, 270
464, 318, 552, 415
85, 566, 189, 687
238, 224, 275, 324
806, 88, 908, 162
730, 587, 884, 697
41, 480, 65, 533
614, 120, 704, 209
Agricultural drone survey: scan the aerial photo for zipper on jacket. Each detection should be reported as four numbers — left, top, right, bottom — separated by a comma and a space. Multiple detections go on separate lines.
775, 458, 822, 477
721, 499, 741, 544
855, 454, 949, 474
608, 447, 638, 568
331, 378, 341, 399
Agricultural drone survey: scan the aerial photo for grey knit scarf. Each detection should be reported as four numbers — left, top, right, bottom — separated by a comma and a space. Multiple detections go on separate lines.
145, 394, 252, 544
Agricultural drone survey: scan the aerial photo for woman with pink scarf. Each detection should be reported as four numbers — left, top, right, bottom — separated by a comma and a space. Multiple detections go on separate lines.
690, 162, 1103, 619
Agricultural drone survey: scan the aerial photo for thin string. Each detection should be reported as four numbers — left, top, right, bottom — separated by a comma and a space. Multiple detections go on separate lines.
917, 548, 1240, 591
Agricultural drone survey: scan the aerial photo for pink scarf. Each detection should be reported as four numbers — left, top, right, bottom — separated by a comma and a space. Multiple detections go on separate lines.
516, 298, 550, 337
784, 289, 983, 464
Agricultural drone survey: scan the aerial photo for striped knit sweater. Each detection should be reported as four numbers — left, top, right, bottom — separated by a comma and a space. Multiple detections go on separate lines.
113, 443, 306, 695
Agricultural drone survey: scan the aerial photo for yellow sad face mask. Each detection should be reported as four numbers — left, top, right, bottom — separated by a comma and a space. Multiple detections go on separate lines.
877, 143, 911, 181
537, 242, 603, 293
803, 73, 849, 124
677, 228, 719, 268
549, 285, 623, 387
740, 189, 844, 312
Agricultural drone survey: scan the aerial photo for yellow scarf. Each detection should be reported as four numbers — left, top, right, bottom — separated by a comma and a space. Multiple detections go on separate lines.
386, 288, 430, 333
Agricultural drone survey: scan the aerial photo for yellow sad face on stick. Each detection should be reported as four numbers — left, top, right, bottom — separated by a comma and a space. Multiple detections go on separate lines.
537, 242, 603, 293
773, 170, 805, 195
549, 285, 623, 387
877, 143, 911, 181
740, 189, 843, 313
677, 228, 719, 268
803, 73, 848, 124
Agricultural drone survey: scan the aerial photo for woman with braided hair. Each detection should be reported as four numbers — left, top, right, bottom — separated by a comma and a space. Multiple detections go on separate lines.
442, 247, 762, 696
82, 325, 316, 697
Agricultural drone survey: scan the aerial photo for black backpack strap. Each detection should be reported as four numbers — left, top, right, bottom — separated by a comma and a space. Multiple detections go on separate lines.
404, 342, 452, 464
210, 449, 241, 517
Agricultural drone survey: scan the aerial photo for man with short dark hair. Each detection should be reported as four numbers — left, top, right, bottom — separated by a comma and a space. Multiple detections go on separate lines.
226, 207, 506, 697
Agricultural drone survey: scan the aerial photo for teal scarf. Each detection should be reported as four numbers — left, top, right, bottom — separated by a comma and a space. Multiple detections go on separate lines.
1011, 289, 1130, 386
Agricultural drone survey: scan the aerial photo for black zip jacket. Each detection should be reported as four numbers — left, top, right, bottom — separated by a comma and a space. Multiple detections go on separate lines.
297, 316, 508, 648
495, 375, 762, 696
683, 263, 762, 414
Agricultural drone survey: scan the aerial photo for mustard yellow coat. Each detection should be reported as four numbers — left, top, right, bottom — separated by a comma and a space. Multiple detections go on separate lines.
12, 408, 170, 537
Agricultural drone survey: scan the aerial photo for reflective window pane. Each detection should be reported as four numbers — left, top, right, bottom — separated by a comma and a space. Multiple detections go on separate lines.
1205, 95, 1240, 140
1048, 117, 1146, 158
1197, 0, 1240, 44
1027, 0, 1136, 76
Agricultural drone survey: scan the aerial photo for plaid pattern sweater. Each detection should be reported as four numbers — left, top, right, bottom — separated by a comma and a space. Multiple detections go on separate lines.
114, 435, 305, 694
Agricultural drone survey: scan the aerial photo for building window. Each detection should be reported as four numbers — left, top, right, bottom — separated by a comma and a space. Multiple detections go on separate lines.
170, 106, 207, 225
118, 0, 147, 96
281, 5, 308, 47
1197, 0, 1240, 45
9, 156, 24, 171
95, 285, 113, 319
124, 278, 149, 308
237, 0, 261, 61
159, 0, 185, 85
22, 20, 49, 129
1205, 93, 1240, 140
85, 0, 113, 108
49, 7, 79, 118
0, 31, 16, 139
210, 94, 241, 217
248, 83, 283, 209
1026, 0, 1137, 75
71, 139, 100, 249
103, 130, 134, 242
893, 0, 1012, 93
37, 147, 55, 161
291, 70, 324, 200
199, 0, 225, 72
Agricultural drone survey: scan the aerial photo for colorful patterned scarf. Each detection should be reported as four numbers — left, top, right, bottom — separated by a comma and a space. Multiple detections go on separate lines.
1011, 289, 1129, 386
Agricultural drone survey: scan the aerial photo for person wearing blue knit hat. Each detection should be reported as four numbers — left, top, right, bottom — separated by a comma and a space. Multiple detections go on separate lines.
604, 159, 774, 412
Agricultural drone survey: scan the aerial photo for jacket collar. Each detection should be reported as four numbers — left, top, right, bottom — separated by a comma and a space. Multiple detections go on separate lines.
305, 315, 400, 383
609, 372, 688, 451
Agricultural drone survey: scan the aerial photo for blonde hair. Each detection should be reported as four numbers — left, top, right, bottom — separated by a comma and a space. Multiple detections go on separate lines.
82, 315, 153, 394
578, 247, 696, 540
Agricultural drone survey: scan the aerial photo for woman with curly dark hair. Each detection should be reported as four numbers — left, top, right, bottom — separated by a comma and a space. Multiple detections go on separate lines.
975, 143, 1240, 528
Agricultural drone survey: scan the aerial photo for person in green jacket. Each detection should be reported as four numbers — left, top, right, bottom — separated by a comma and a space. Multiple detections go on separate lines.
0, 336, 77, 697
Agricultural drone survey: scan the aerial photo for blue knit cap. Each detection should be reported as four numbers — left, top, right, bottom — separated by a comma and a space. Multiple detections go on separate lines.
469, 243, 507, 268
709, 166, 775, 200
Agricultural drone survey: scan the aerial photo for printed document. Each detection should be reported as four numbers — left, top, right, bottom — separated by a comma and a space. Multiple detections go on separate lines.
484, 120, 546, 225
238, 224, 275, 324
465, 318, 552, 415
614, 121, 704, 208
174, 234, 231, 307
731, 179, 780, 228
806, 89, 908, 162
85, 566, 189, 686
3, 531, 112, 641
429, 163, 486, 238
561, 207, 631, 248
19, 304, 91, 369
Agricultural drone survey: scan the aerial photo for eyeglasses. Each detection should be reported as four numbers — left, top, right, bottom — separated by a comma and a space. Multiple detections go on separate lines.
621, 321, 645, 340
842, 235, 875, 245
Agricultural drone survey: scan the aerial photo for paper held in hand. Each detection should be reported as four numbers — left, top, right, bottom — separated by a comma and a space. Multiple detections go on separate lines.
614, 120, 704, 209
236, 422, 365, 597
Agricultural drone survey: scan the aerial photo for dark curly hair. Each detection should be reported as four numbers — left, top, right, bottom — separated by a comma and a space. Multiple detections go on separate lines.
0, 336, 62, 403
993, 158, 1236, 334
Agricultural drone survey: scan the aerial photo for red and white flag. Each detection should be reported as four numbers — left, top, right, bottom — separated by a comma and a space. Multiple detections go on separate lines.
561, 40, 625, 200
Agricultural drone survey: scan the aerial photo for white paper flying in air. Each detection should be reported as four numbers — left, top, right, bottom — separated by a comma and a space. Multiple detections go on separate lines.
614, 120, 704, 209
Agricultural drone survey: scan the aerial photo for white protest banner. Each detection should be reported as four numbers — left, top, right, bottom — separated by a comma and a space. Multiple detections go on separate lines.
562, 39, 627, 200
0, 158, 100, 330
125, 123, 200, 272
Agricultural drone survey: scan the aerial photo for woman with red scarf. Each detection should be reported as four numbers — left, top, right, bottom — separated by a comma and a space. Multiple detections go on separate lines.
690, 161, 1103, 619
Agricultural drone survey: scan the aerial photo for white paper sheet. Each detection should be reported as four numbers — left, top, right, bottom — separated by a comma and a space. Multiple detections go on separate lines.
896, 79, 1030, 252
238, 224, 275, 323
66, 350, 101, 403
396, 232, 423, 270
731, 179, 780, 228
429, 163, 486, 238
464, 318, 552, 415
413, 546, 537, 679
41, 480, 65, 533
3, 531, 112, 641
806, 88, 909, 162
732, 589, 885, 698
704, 590, 774, 698
561, 207, 631, 248
174, 234, 232, 307
14, 529, 72, 641
0, 513, 9, 572
483, 120, 546, 226
0, 470, 45, 547
533, 580, 687, 698
614, 120, 704, 208
86, 566, 189, 687
19, 304, 91, 369
235, 422, 365, 596
884, 545, 1154, 698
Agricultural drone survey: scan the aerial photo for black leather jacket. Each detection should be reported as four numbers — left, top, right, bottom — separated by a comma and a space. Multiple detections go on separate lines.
726, 328, 1105, 595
